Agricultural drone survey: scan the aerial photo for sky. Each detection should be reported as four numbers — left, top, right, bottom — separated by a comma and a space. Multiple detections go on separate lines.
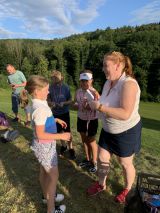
0, 0, 159, 39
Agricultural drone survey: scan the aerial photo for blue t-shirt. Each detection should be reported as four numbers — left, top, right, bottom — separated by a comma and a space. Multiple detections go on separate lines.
49, 83, 71, 115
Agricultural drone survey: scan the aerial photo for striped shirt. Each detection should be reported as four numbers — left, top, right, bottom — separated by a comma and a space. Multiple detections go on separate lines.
75, 87, 98, 120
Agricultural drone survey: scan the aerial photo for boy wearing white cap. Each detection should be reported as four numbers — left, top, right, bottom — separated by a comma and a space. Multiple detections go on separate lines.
74, 70, 99, 173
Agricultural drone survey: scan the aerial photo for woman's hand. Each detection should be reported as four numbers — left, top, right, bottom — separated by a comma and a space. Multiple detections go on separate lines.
89, 100, 100, 110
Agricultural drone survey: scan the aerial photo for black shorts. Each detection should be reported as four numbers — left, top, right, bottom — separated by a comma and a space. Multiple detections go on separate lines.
98, 120, 142, 157
77, 117, 98, 137
54, 112, 71, 133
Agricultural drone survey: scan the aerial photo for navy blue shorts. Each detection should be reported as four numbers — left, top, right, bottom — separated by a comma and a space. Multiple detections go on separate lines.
54, 112, 71, 133
77, 117, 98, 137
98, 120, 142, 157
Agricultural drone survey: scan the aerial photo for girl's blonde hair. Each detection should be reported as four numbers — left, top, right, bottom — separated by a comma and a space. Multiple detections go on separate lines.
104, 51, 134, 78
25, 75, 49, 95
20, 90, 29, 108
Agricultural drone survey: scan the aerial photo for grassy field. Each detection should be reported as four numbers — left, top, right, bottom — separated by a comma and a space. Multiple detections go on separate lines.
0, 88, 160, 213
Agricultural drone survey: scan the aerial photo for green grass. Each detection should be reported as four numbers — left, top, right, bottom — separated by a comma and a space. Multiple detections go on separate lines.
0, 88, 160, 213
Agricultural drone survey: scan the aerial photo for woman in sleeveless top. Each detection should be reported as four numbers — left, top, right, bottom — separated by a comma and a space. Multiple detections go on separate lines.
87, 51, 142, 204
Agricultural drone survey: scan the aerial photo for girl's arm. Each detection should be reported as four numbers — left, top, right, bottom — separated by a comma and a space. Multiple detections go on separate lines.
35, 125, 71, 142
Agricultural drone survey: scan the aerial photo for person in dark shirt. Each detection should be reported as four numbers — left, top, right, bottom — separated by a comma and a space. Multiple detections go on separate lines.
48, 70, 76, 160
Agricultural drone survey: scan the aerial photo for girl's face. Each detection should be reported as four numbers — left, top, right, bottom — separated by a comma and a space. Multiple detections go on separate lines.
80, 79, 92, 90
34, 84, 49, 100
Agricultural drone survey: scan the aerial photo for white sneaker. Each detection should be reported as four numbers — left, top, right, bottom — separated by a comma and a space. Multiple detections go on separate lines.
42, 193, 64, 204
54, 205, 66, 213
55, 193, 64, 202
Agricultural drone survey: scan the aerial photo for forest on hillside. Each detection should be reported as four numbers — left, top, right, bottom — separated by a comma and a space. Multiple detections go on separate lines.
0, 23, 159, 101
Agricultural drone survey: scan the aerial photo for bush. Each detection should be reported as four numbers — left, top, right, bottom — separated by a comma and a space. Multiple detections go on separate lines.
0, 74, 9, 89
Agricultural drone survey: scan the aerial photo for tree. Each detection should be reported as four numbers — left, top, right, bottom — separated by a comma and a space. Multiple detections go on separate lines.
21, 57, 33, 78
34, 56, 49, 78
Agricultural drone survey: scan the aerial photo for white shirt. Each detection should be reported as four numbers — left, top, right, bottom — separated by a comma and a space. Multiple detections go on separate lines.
99, 73, 141, 134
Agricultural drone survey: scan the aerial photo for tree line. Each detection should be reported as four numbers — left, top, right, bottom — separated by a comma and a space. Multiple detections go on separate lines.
0, 23, 159, 102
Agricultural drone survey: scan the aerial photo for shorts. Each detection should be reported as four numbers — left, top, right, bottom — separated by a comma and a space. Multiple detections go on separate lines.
54, 112, 70, 133
98, 120, 142, 157
31, 140, 58, 170
77, 117, 98, 137
12, 93, 20, 114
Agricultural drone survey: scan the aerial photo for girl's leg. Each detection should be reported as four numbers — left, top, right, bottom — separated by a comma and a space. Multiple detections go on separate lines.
87, 137, 97, 164
67, 134, 73, 149
80, 132, 90, 161
26, 112, 31, 122
45, 166, 59, 213
39, 165, 47, 198
118, 154, 135, 190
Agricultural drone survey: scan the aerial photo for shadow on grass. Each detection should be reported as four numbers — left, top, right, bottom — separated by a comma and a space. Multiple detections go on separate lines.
0, 115, 125, 213
58, 157, 124, 213
141, 117, 160, 131
0, 141, 45, 213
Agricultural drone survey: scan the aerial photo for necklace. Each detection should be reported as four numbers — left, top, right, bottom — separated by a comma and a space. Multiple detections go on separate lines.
52, 83, 62, 103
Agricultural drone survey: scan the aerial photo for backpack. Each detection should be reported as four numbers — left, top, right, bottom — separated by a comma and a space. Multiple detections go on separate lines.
0, 111, 9, 129
0, 129, 20, 143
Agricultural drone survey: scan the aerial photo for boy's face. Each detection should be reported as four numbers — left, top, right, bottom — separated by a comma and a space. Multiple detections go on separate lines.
52, 75, 62, 84
80, 79, 92, 90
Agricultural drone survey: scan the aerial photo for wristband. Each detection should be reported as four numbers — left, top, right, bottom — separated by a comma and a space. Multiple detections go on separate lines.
97, 103, 103, 111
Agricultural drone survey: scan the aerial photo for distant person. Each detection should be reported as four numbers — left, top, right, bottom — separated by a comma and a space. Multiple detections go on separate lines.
6, 64, 27, 122
87, 51, 142, 204
74, 69, 100, 173
19, 90, 31, 127
26, 75, 71, 213
48, 70, 76, 160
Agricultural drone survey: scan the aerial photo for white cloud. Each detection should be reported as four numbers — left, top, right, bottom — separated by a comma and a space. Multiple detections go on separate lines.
0, 0, 106, 39
0, 27, 13, 38
130, 0, 160, 25
0, 26, 26, 38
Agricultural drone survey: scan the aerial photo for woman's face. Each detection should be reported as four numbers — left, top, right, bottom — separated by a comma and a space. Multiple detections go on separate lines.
80, 79, 92, 90
103, 59, 119, 81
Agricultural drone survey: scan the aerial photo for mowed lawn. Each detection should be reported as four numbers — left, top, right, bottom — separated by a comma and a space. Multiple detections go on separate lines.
0, 88, 160, 213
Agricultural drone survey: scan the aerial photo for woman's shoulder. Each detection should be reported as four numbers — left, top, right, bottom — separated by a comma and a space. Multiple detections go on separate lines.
124, 77, 139, 87
123, 78, 140, 94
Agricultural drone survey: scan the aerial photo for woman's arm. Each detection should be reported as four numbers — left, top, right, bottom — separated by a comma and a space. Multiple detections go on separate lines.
95, 81, 138, 120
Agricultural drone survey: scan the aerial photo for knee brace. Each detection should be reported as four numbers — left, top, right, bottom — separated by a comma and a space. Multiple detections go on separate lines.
98, 160, 110, 180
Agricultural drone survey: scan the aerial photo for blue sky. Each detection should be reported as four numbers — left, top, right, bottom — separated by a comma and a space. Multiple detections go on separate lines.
0, 0, 159, 39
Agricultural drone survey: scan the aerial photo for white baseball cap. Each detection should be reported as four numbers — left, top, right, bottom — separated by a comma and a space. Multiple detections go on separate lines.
79, 73, 93, 80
